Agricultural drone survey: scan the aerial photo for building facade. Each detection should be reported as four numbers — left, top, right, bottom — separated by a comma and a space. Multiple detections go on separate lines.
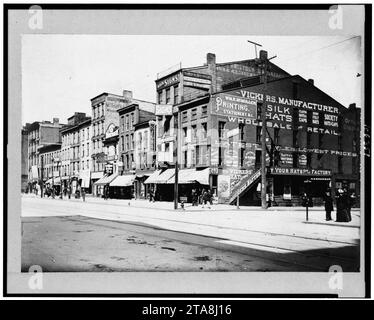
167, 74, 361, 206
60, 113, 91, 194
111, 97, 156, 199
25, 118, 63, 192
38, 143, 62, 194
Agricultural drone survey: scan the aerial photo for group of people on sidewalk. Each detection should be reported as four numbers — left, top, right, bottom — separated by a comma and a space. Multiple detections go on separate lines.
323, 188, 356, 223
191, 188, 214, 208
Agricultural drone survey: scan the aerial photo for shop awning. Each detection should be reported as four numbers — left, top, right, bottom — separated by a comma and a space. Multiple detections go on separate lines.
166, 168, 210, 185
155, 169, 175, 184
144, 170, 162, 184
91, 172, 104, 180
45, 177, 61, 185
94, 174, 118, 186
109, 175, 135, 187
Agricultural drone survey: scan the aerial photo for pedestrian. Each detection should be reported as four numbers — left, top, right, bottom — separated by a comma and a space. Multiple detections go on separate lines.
68, 186, 71, 199
336, 189, 350, 222
105, 185, 110, 200
208, 189, 213, 206
202, 189, 211, 209
81, 187, 86, 202
148, 188, 153, 202
323, 190, 333, 221
191, 189, 198, 206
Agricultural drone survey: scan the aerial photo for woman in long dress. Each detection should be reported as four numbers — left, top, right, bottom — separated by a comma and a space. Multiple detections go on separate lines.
336, 189, 350, 222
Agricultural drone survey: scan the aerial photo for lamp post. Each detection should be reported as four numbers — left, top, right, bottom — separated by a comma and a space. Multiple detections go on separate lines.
304, 179, 312, 221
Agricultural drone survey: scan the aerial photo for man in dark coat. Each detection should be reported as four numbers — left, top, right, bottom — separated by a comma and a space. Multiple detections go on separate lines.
336, 189, 350, 222
323, 190, 333, 221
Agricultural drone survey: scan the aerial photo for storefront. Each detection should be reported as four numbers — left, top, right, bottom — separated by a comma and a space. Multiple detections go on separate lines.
109, 174, 135, 199
94, 173, 118, 198
91, 171, 104, 196
269, 167, 332, 206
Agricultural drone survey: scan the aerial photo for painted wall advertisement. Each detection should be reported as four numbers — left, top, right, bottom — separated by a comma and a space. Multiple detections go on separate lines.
217, 175, 231, 199
214, 89, 340, 135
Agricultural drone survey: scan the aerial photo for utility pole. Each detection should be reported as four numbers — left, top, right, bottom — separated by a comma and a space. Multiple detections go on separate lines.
40, 154, 44, 198
174, 110, 181, 210
258, 49, 277, 209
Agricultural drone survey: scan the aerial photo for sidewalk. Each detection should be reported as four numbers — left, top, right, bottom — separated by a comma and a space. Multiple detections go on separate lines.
22, 193, 361, 246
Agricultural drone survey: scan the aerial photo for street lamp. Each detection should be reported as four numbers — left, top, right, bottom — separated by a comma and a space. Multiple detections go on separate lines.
53, 157, 63, 199
303, 179, 312, 221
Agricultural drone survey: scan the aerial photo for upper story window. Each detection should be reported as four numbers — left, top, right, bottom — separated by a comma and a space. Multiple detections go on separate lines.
157, 91, 163, 104
202, 105, 207, 116
191, 108, 197, 119
174, 85, 179, 104
166, 88, 171, 104
218, 121, 226, 139
182, 111, 188, 122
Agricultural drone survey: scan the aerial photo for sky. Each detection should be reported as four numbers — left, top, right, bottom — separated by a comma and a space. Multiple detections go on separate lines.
22, 35, 362, 125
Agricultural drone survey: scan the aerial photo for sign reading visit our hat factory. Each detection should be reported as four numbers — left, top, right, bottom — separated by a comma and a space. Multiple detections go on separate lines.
270, 167, 331, 176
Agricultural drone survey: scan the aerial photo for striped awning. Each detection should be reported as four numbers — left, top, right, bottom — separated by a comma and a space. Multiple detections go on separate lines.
144, 170, 162, 184
94, 174, 118, 186
166, 168, 210, 185
109, 175, 135, 187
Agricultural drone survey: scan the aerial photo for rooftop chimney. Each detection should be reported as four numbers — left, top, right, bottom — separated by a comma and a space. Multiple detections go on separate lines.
207, 53, 217, 93
259, 50, 268, 60
53, 118, 59, 124
308, 79, 314, 85
349, 103, 356, 109
123, 90, 133, 100
207, 53, 216, 65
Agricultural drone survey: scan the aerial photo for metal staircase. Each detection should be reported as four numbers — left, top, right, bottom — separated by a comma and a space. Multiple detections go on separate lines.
229, 169, 261, 205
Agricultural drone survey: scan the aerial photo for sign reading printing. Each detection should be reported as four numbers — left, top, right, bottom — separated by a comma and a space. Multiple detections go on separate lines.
212, 93, 257, 120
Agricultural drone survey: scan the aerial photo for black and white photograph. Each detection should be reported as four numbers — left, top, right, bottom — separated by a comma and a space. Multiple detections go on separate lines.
3, 3, 371, 298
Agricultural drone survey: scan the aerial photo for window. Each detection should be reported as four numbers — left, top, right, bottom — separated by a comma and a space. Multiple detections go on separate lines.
239, 123, 245, 140
274, 127, 280, 145
307, 153, 312, 168
183, 150, 188, 168
293, 130, 298, 147
256, 126, 262, 143
164, 116, 171, 134
131, 133, 134, 149
318, 133, 323, 148
191, 149, 196, 166
174, 86, 179, 104
219, 147, 224, 166
191, 125, 197, 140
201, 122, 207, 139
338, 156, 343, 173
240, 148, 245, 167
144, 132, 148, 149
125, 116, 129, 131
202, 105, 207, 116
183, 127, 187, 143
191, 108, 197, 119
255, 150, 261, 167
196, 146, 200, 165
158, 91, 163, 104
166, 88, 171, 104
182, 111, 188, 122
306, 132, 311, 147
293, 153, 298, 167
257, 103, 262, 120
218, 121, 226, 139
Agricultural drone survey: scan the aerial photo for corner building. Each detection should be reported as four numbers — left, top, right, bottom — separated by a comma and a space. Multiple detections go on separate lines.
175, 74, 360, 206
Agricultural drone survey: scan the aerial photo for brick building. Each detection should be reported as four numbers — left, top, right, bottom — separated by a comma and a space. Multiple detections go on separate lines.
109, 95, 156, 199
38, 143, 62, 194
162, 73, 360, 206
60, 112, 91, 194
25, 118, 63, 192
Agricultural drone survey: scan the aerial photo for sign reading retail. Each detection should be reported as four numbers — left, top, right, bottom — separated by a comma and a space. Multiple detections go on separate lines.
155, 104, 173, 116
270, 167, 331, 176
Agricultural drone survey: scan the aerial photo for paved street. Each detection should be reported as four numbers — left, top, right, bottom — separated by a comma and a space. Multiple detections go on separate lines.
21, 194, 360, 272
